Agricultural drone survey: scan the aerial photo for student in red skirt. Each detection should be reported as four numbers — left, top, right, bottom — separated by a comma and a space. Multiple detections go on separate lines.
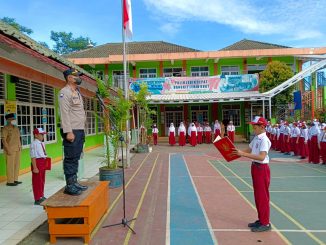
318, 124, 326, 164
178, 122, 186, 146
189, 123, 197, 147
309, 121, 320, 164
168, 123, 176, 146
283, 122, 291, 155
227, 121, 235, 143
30, 128, 48, 205
213, 120, 221, 139
152, 124, 159, 145
197, 123, 203, 144
290, 122, 300, 156
299, 122, 309, 159
204, 123, 212, 144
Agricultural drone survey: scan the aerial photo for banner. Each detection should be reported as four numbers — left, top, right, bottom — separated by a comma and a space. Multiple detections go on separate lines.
293, 91, 302, 110
130, 74, 259, 95
4, 100, 17, 114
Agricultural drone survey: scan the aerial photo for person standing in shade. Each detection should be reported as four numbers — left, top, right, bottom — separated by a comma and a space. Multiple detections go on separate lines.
227, 121, 235, 143
232, 116, 272, 232
1, 113, 22, 186
168, 123, 176, 146
189, 123, 197, 147
59, 68, 88, 195
178, 122, 186, 146
152, 124, 159, 145
213, 120, 221, 139
30, 128, 48, 205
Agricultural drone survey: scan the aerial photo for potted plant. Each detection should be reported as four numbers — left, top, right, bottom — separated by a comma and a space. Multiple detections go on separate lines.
96, 79, 133, 188
132, 83, 156, 153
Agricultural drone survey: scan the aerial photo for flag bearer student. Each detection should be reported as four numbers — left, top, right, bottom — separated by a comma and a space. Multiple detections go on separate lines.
178, 122, 186, 146
59, 68, 88, 196
318, 124, 326, 164
309, 121, 320, 164
152, 124, 159, 145
197, 123, 203, 144
232, 116, 272, 232
227, 121, 236, 143
299, 122, 309, 159
290, 122, 300, 156
168, 123, 176, 146
1, 113, 22, 186
30, 128, 48, 205
189, 123, 197, 147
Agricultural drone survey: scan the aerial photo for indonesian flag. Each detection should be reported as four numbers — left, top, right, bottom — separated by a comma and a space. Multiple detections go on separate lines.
123, 0, 132, 39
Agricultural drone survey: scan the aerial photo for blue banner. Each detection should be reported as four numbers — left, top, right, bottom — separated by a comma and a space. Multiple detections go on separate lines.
293, 91, 302, 110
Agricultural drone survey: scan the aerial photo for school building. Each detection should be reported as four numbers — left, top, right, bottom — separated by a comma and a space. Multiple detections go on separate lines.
1, 18, 326, 181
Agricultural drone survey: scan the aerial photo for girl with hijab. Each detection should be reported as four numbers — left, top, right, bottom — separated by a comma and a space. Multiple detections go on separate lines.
213, 120, 221, 139
197, 123, 203, 144
227, 121, 235, 143
169, 123, 176, 146
204, 123, 212, 144
189, 123, 198, 146
152, 124, 159, 145
178, 122, 186, 146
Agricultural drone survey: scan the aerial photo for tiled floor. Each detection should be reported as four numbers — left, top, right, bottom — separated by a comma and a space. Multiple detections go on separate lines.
0, 146, 108, 245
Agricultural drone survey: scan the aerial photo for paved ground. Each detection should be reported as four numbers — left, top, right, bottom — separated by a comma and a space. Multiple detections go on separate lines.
18, 142, 326, 245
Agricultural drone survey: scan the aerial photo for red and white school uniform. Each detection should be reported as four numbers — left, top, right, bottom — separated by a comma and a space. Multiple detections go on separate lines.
283, 126, 291, 153
290, 126, 300, 155
309, 124, 320, 164
189, 125, 197, 147
213, 122, 221, 139
204, 126, 212, 144
30, 139, 47, 202
318, 130, 326, 164
270, 127, 277, 150
227, 124, 235, 143
279, 124, 285, 152
197, 126, 203, 144
178, 124, 186, 146
152, 127, 159, 145
169, 125, 176, 146
250, 132, 271, 226
299, 127, 309, 159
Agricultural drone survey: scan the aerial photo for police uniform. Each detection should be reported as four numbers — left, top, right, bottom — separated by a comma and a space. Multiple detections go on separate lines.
1, 117, 21, 185
58, 69, 87, 195
249, 130, 271, 227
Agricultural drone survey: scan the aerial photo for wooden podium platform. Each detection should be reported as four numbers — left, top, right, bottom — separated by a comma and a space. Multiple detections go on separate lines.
42, 181, 109, 244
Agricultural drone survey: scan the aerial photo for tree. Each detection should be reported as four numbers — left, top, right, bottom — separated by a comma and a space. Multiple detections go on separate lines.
50, 31, 96, 54
259, 61, 294, 105
1, 17, 33, 35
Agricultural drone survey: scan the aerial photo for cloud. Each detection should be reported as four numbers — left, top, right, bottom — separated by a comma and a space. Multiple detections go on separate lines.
159, 22, 181, 37
143, 0, 326, 41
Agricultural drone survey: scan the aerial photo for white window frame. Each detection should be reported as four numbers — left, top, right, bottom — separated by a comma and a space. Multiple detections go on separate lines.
112, 70, 130, 90
84, 97, 96, 136
221, 66, 239, 76
163, 67, 183, 77
190, 66, 209, 77
139, 68, 157, 78
97, 102, 104, 133
0, 101, 5, 152
0, 73, 6, 100
222, 104, 241, 127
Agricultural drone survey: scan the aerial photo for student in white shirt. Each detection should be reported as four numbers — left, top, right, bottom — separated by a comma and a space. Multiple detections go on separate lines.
178, 122, 186, 146
152, 124, 159, 145
30, 128, 48, 205
232, 116, 271, 232
168, 123, 176, 146
227, 121, 236, 143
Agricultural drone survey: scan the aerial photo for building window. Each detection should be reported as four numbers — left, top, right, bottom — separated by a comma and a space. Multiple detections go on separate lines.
84, 97, 96, 135
0, 73, 5, 100
139, 68, 157, 78
112, 70, 130, 90
191, 67, 209, 77
247, 64, 266, 74
190, 105, 209, 123
17, 104, 32, 146
221, 66, 239, 76
222, 105, 241, 126
149, 106, 158, 125
163, 67, 183, 77
97, 102, 104, 133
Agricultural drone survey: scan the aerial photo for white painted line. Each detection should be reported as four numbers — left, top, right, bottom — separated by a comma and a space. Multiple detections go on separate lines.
241, 191, 326, 193
165, 154, 171, 245
183, 155, 218, 245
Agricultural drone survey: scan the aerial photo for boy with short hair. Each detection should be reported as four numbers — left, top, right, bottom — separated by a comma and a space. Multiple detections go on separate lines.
232, 116, 272, 232
30, 128, 48, 205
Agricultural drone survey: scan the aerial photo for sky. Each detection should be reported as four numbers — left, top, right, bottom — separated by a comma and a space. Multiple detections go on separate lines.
1, 0, 326, 51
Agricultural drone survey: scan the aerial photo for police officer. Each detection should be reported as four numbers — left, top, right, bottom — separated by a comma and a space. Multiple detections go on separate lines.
59, 68, 88, 195
1, 113, 22, 186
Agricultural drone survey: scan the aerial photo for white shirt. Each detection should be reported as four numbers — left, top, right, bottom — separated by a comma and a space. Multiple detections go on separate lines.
249, 132, 271, 164
227, 125, 235, 132
30, 139, 47, 159
300, 128, 309, 142
190, 126, 197, 136
214, 123, 221, 131
318, 131, 326, 143
152, 128, 159, 134
197, 126, 203, 132
169, 126, 175, 134
291, 127, 300, 137
178, 125, 186, 135
204, 126, 212, 132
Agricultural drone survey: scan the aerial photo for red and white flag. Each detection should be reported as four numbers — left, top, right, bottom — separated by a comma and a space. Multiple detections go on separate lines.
123, 0, 132, 39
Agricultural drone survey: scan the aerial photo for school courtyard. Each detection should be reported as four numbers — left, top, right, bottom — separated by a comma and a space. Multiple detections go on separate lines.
1, 142, 323, 245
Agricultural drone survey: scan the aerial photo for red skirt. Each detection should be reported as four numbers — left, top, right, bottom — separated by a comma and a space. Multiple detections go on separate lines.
205, 132, 211, 144
228, 131, 235, 143
169, 132, 176, 145
197, 132, 203, 144
321, 142, 326, 163
153, 133, 158, 145
190, 131, 197, 146
179, 132, 186, 146
309, 136, 320, 163
214, 129, 221, 138
298, 137, 309, 158
284, 135, 291, 153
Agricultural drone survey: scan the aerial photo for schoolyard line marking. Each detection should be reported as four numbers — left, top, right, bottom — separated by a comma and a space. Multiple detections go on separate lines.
167, 228, 326, 233
123, 153, 160, 245
192, 175, 326, 179
166, 154, 171, 245
241, 191, 326, 193
299, 164, 326, 175
183, 155, 218, 245
208, 160, 291, 245
217, 160, 325, 245
91, 153, 152, 239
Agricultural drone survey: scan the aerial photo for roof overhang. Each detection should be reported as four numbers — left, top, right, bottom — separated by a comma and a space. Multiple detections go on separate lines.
148, 91, 270, 104
68, 47, 326, 65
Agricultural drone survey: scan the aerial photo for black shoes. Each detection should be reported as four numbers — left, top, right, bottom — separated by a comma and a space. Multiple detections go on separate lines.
6, 182, 17, 186
248, 220, 260, 228
64, 176, 82, 196
14, 181, 22, 184
251, 224, 271, 232
73, 175, 88, 191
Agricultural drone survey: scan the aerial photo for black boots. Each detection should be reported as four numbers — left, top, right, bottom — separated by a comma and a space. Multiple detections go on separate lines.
64, 176, 82, 196
73, 175, 88, 191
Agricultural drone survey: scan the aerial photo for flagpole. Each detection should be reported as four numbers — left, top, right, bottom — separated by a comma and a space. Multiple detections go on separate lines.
122, 0, 130, 168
